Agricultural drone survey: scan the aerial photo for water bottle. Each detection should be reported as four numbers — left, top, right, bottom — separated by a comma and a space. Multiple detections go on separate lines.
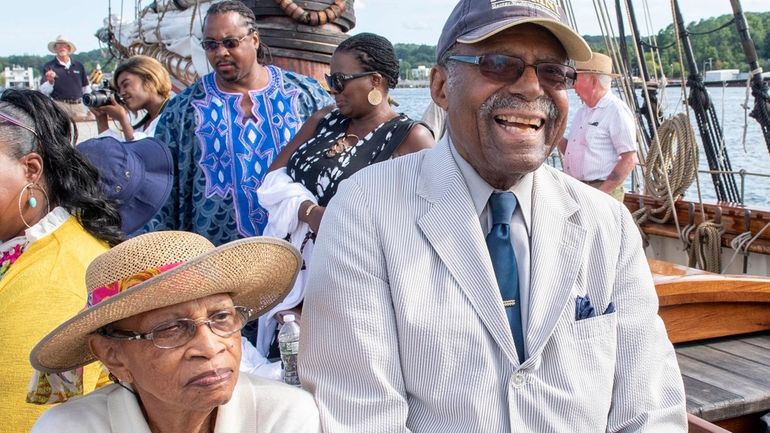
278, 314, 301, 386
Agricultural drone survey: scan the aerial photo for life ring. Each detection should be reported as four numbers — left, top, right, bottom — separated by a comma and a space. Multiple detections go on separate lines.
273, 0, 347, 26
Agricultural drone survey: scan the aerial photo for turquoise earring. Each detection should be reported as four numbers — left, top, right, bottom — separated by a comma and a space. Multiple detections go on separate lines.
28, 189, 37, 208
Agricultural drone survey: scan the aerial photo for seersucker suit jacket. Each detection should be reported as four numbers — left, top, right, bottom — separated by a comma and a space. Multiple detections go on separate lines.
300, 137, 687, 433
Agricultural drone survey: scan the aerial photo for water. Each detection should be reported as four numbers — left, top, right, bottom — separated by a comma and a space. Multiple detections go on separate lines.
390, 86, 770, 211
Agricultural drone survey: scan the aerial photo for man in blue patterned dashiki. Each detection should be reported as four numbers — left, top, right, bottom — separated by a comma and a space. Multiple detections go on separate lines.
147, 0, 333, 245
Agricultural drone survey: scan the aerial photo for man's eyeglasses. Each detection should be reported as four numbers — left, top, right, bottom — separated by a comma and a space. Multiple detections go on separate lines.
324, 71, 377, 93
200, 30, 254, 52
97, 306, 254, 349
447, 54, 576, 90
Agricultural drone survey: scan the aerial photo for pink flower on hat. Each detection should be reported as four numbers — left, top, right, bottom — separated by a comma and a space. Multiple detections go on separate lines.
87, 262, 183, 308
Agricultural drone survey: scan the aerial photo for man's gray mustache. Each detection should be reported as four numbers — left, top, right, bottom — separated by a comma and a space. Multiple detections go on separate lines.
481, 93, 558, 120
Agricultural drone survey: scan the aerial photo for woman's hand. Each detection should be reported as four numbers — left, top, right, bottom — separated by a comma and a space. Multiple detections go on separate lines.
307, 205, 325, 234
92, 99, 129, 122
90, 99, 134, 140
90, 107, 110, 133
299, 200, 325, 234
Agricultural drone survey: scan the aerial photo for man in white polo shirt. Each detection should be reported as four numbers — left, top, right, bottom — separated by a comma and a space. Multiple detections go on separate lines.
559, 53, 637, 201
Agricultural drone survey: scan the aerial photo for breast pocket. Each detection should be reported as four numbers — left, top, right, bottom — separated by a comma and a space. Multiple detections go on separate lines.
572, 311, 617, 340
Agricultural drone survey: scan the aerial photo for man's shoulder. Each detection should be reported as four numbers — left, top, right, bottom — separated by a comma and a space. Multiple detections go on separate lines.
164, 81, 205, 113
277, 66, 321, 88
351, 149, 428, 186
41, 58, 58, 69
274, 66, 331, 103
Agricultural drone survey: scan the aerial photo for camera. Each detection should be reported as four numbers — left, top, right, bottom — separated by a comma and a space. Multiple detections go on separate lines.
82, 81, 124, 108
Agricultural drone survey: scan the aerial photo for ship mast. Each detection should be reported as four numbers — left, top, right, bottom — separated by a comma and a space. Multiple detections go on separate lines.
672, 0, 741, 203
729, 0, 770, 154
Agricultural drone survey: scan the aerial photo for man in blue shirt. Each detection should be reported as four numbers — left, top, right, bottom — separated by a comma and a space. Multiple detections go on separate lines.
39, 36, 91, 121
145, 0, 332, 245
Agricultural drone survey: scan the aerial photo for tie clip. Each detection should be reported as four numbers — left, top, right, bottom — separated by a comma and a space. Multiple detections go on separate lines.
503, 300, 517, 308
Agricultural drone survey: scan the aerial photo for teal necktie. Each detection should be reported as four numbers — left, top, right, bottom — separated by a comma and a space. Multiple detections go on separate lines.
486, 192, 525, 363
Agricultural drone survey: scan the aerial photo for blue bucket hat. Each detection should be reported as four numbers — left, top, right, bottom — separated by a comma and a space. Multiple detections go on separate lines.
436, 0, 592, 63
77, 137, 173, 235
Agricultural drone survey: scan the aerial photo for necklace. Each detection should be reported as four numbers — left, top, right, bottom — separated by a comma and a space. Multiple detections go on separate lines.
325, 133, 360, 158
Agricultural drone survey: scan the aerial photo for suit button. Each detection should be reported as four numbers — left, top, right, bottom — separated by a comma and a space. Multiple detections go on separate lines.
512, 373, 526, 388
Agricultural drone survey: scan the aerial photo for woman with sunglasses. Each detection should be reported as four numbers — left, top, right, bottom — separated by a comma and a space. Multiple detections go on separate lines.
91, 55, 172, 141
0, 89, 123, 432
249, 33, 434, 378
29, 231, 320, 433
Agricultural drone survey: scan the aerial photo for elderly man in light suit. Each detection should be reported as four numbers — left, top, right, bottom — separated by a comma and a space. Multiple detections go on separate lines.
299, 0, 687, 431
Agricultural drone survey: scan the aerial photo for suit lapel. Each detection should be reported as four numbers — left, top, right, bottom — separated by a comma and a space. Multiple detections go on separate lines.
525, 167, 586, 362
416, 139, 519, 366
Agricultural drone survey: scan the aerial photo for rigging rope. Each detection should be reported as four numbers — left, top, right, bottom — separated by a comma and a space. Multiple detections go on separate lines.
687, 18, 736, 36
724, 220, 770, 273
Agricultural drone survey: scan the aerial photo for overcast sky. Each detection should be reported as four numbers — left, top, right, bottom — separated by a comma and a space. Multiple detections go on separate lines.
0, 0, 767, 56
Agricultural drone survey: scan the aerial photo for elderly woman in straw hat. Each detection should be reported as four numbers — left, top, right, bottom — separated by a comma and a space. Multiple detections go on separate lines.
29, 231, 320, 433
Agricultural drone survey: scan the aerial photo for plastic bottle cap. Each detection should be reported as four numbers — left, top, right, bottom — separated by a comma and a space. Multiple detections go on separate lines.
283, 313, 295, 322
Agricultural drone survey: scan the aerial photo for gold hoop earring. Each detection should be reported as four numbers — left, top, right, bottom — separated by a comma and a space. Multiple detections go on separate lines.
367, 88, 383, 106
18, 183, 51, 228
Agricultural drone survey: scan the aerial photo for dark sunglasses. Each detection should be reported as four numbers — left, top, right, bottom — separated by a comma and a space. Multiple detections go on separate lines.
448, 54, 576, 90
200, 30, 254, 52
324, 71, 377, 93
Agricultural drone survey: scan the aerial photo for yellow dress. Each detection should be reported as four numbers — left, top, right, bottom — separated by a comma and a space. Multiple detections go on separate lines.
0, 215, 109, 433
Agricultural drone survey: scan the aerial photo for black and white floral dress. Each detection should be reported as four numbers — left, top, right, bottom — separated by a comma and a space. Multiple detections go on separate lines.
286, 108, 423, 206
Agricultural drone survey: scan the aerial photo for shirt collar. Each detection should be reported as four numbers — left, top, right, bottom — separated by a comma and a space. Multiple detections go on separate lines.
56, 57, 71, 69
448, 136, 532, 233
593, 91, 613, 109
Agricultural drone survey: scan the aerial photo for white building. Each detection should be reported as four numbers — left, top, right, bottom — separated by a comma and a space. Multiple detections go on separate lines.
3, 65, 37, 90
409, 65, 430, 81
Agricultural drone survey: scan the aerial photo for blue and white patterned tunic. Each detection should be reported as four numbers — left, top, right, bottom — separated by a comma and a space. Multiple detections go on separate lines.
146, 65, 333, 245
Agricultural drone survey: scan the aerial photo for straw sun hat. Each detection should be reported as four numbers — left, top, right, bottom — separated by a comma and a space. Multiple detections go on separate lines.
575, 52, 620, 77
30, 231, 301, 373
47, 35, 77, 54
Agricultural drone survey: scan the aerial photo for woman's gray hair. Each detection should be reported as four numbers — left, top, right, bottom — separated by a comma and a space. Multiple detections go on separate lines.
0, 102, 37, 158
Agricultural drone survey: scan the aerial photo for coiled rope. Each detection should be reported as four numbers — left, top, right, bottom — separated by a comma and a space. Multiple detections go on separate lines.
686, 220, 724, 272
633, 113, 698, 224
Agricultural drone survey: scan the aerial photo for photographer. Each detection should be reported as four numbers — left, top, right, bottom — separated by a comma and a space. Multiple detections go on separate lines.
89, 55, 172, 141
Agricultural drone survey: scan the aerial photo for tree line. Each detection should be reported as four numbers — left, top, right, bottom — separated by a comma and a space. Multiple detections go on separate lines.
586, 11, 770, 79
392, 11, 770, 80
2, 11, 768, 85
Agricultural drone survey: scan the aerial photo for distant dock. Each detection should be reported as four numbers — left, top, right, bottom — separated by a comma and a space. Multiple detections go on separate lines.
397, 79, 430, 88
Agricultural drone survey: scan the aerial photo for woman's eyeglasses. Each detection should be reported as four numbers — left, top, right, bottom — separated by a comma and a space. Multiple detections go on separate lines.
97, 306, 254, 349
200, 30, 254, 52
324, 71, 377, 93
447, 54, 576, 90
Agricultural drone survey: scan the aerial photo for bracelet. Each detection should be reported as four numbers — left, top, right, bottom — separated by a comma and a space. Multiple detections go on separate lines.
305, 203, 318, 217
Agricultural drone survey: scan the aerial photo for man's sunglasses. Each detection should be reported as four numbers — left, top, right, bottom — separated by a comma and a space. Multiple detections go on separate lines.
200, 30, 254, 52
447, 54, 576, 90
324, 71, 377, 93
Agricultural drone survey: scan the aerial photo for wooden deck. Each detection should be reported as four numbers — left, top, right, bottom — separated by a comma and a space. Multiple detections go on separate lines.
676, 333, 770, 432
650, 259, 770, 432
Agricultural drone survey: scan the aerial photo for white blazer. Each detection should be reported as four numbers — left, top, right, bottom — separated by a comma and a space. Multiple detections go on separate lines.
32, 373, 321, 433
300, 138, 687, 433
